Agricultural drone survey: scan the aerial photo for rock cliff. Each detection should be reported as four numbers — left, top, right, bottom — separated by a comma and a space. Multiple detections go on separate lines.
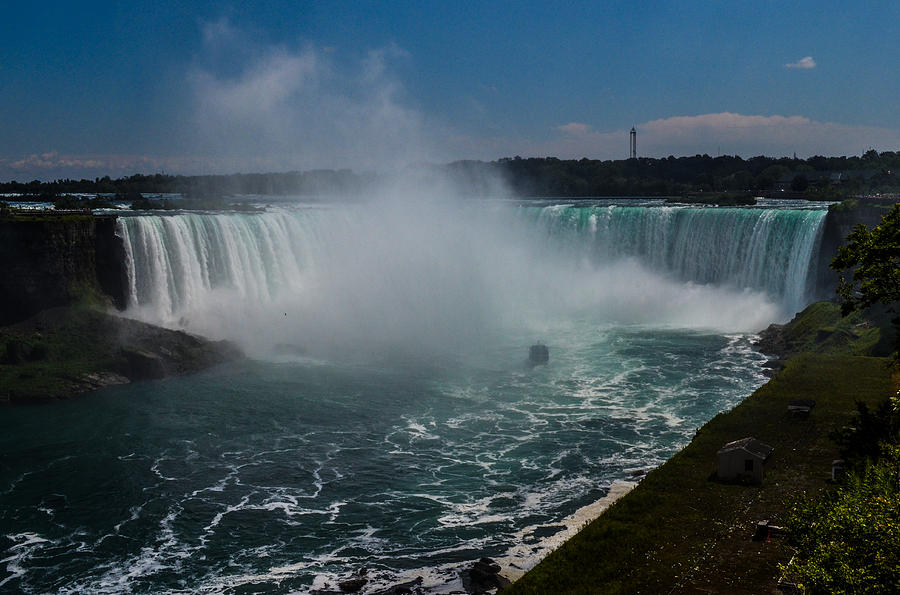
814, 199, 896, 299
0, 213, 128, 325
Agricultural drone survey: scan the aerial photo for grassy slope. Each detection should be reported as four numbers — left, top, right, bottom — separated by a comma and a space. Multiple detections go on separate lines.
0, 307, 237, 402
508, 303, 897, 594
0, 307, 121, 400
765, 301, 895, 358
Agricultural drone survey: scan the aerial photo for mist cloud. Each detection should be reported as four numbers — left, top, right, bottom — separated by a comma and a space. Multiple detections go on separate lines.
186, 20, 443, 174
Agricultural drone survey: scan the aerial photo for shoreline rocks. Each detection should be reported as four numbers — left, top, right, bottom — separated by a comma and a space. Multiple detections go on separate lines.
461, 558, 511, 594
0, 306, 241, 403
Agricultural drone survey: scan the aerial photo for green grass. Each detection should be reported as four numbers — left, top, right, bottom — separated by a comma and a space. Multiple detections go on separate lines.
0, 306, 238, 403
0, 307, 127, 401
508, 303, 897, 594
772, 301, 893, 357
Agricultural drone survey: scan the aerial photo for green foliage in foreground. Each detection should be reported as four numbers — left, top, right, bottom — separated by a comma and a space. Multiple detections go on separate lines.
767, 203, 900, 593
781, 444, 900, 594
833, 203, 900, 316
780, 370, 900, 593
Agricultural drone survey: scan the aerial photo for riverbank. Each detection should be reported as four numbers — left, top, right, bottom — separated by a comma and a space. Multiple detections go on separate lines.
506, 302, 897, 594
497, 480, 637, 584
0, 306, 241, 403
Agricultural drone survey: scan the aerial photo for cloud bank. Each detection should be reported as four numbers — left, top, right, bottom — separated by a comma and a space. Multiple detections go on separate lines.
0, 22, 893, 182
4, 110, 899, 181
541, 112, 900, 159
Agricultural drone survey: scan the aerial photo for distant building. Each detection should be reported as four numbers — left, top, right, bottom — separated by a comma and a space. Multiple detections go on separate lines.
629, 127, 637, 159
717, 437, 774, 483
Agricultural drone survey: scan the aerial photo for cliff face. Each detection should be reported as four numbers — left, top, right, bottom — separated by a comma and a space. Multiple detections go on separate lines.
0, 214, 128, 325
814, 199, 896, 300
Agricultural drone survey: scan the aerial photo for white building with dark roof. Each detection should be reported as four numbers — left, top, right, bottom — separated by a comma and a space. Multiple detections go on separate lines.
716, 437, 774, 483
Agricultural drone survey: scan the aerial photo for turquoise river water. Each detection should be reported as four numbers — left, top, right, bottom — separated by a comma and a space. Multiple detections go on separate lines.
1, 198, 828, 593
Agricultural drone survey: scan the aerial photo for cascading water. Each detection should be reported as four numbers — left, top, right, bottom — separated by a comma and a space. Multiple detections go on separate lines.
526, 204, 826, 314
120, 209, 315, 324
2, 198, 832, 594
117, 201, 826, 354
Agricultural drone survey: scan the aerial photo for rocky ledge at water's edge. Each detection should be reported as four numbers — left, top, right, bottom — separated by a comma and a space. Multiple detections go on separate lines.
753, 301, 896, 379
0, 306, 241, 403
753, 321, 792, 376
311, 557, 512, 595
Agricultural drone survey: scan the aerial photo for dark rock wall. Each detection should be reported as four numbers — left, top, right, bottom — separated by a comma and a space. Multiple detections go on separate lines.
814, 200, 896, 300
94, 216, 129, 311
0, 215, 128, 325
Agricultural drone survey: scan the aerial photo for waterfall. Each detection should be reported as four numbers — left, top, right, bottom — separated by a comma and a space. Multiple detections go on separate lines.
526, 204, 826, 314
119, 210, 318, 325
116, 202, 827, 352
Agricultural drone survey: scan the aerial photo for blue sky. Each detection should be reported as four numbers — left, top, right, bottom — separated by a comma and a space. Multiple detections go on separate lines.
2, 1, 899, 180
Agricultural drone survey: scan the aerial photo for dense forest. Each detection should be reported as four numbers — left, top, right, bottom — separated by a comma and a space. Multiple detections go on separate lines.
2, 151, 900, 199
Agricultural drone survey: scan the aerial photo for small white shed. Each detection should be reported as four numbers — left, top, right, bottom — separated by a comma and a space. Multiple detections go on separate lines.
717, 437, 774, 483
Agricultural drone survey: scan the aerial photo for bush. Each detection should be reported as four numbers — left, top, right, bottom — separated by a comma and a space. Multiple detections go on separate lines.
828, 198, 858, 213
781, 446, 900, 594
53, 194, 115, 210
831, 400, 900, 466
5, 339, 26, 364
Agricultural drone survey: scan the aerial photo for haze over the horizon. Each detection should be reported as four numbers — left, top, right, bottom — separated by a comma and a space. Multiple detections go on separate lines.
2, 1, 899, 181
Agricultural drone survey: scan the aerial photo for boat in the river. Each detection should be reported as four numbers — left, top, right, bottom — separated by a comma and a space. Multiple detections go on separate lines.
529, 343, 549, 365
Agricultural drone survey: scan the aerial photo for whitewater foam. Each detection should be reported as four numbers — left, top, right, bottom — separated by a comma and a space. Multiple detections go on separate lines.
118, 201, 825, 359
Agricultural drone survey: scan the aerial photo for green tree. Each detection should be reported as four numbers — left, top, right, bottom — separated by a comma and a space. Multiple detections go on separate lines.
781, 445, 900, 594
755, 164, 791, 191
832, 203, 900, 316
791, 174, 809, 192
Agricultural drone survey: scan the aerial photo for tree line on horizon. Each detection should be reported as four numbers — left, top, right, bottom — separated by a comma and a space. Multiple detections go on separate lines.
2, 151, 900, 199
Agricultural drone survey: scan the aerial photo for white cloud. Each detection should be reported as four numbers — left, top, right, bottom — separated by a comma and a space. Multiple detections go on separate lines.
785, 56, 816, 69
510, 112, 900, 160
557, 122, 591, 135
0, 152, 212, 180
185, 21, 446, 173
0, 24, 456, 180
6, 109, 900, 181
